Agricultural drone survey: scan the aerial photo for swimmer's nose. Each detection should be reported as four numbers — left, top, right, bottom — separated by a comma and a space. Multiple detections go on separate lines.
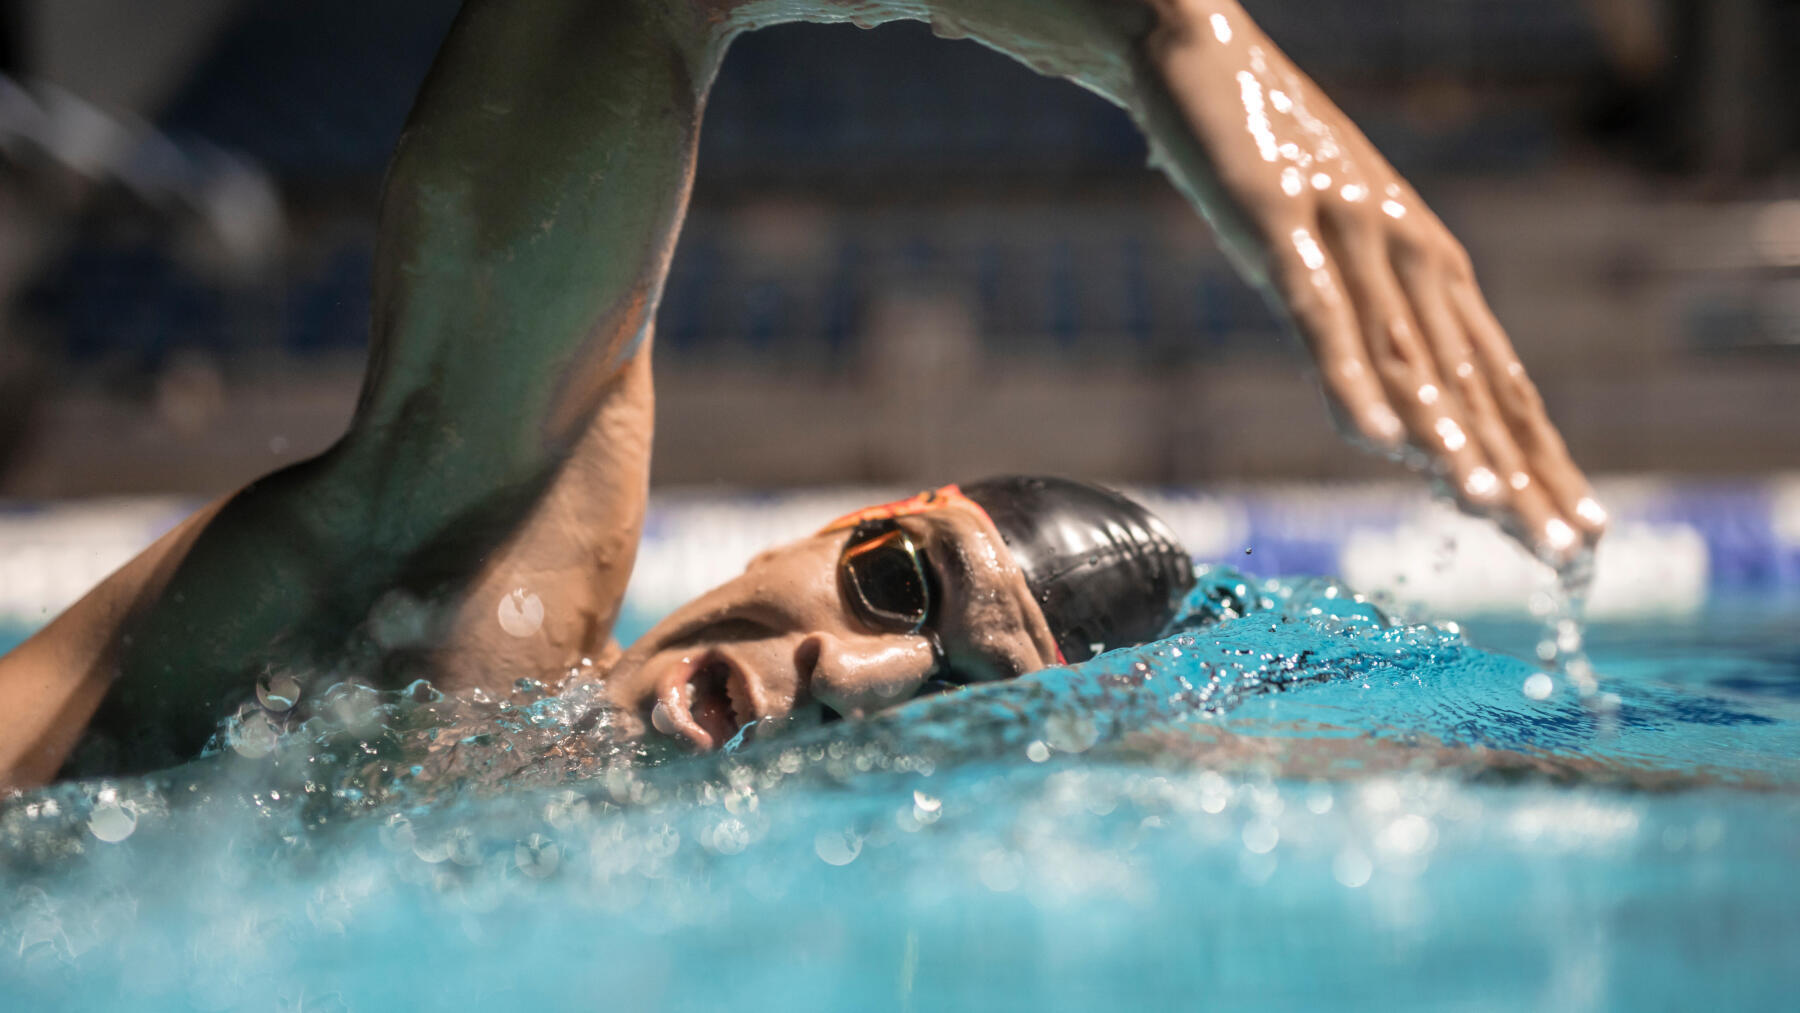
799, 632, 936, 719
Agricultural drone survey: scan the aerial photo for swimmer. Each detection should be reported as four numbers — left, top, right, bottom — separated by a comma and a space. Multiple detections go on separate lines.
0, 0, 1602, 789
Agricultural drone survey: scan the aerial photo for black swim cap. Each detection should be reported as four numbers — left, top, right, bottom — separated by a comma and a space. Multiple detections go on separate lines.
962, 476, 1195, 663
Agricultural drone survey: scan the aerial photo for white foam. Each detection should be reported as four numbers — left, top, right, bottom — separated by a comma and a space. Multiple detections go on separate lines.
1340, 501, 1708, 619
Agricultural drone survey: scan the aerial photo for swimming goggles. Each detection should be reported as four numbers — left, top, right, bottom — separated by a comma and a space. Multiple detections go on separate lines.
837, 518, 965, 695
824, 487, 972, 636
838, 519, 935, 635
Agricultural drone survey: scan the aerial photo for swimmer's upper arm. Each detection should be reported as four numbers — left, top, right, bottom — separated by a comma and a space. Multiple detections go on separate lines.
337, 0, 715, 540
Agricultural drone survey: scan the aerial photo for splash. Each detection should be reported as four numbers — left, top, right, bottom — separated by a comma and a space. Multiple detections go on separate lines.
2, 567, 1796, 1010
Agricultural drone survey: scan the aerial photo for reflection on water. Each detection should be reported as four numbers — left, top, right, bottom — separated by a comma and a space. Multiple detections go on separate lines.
3, 568, 1796, 1010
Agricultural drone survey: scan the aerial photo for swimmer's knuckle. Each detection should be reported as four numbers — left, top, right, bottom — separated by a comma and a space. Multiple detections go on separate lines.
1454, 372, 1487, 406
1437, 237, 1475, 279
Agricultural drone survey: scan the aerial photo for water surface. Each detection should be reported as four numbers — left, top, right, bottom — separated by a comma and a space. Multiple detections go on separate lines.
3, 569, 1795, 1011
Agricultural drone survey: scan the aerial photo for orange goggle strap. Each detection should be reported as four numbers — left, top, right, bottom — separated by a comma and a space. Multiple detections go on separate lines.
820, 484, 1068, 665
819, 484, 982, 534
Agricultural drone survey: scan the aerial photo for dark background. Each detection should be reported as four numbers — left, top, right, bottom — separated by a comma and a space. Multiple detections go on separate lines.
0, 0, 1795, 496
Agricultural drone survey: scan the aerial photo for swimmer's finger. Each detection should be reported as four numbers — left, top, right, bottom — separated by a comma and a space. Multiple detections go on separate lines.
1318, 207, 1498, 506
1268, 225, 1402, 450
1396, 251, 1564, 543
1449, 281, 1606, 546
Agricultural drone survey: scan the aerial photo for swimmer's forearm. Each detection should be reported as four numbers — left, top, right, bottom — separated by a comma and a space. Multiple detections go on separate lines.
0, 498, 225, 789
714, 0, 1260, 258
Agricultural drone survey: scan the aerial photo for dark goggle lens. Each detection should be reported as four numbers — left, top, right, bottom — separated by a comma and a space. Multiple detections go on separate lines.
840, 524, 930, 633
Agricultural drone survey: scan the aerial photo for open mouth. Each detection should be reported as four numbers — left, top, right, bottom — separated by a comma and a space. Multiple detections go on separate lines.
688, 657, 741, 747
653, 652, 756, 751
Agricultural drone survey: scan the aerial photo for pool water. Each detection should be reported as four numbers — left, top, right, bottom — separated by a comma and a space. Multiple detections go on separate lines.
2, 568, 1795, 1011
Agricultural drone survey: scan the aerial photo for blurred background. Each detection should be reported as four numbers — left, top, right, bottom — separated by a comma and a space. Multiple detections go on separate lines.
0, 0, 1795, 499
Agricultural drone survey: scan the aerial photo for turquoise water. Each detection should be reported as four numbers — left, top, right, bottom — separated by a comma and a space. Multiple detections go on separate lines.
2, 568, 1795, 1011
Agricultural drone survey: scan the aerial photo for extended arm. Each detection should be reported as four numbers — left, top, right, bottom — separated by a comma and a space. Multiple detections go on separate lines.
719, 0, 1604, 559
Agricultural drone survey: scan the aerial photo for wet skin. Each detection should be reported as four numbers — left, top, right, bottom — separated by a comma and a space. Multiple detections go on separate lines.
601, 499, 1060, 751
1, 0, 1606, 787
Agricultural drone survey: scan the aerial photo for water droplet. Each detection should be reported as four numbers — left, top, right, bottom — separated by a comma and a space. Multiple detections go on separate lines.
412, 833, 454, 864
710, 818, 750, 855
978, 849, 1022, 892
497, 587, 545, 637
379, 813, 415, 852
651, 698, 678, 736
912, 790, 941, 814
1523, 672, 1555, 700
1463, 466, 1499, 500
88, 799, 137, 842
1025, 741, 1050, 763
1377, 814, 1435, 856
814, 829, 862, 866
1576, 497, 1608, 527
1541, 518, 1577, 554
1044, 713, 1100, 754
256, 671, 301, 712
515, 833, 561, 877
231, 712, 280, 758
1305, 783, 1334, 814
644, 824, 680, 857
1242, 820, 1279, 854
1333, 849, 1373, 888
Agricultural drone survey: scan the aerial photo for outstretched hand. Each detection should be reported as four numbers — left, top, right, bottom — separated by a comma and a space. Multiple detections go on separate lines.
1140, 0, 1605, 563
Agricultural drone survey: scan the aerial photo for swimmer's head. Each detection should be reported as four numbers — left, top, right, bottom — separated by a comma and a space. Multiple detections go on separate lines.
960, 475, 1196, 663
601, 476, 1194, 751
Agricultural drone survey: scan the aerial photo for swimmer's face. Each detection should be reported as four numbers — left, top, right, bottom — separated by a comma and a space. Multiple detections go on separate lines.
603, 497, 1060, 750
